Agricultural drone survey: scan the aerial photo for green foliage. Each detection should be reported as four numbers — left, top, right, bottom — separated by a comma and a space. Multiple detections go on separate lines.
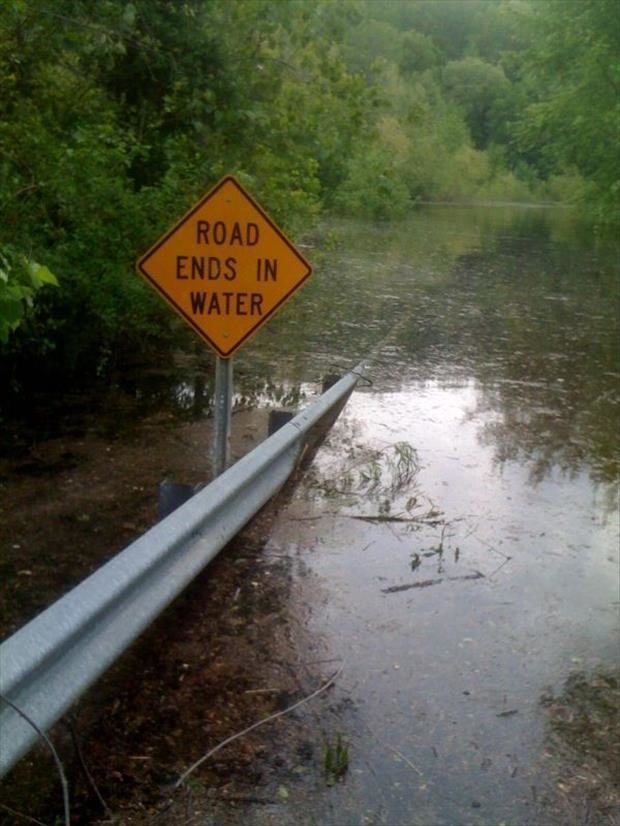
323, 734, 350, 784
0, 0, 373, 375
442, 57, 509, 149
0, 245, 58, 343
0, 0, 617, 380
334, 141, 411, 221
399, 30, 440, 75
343, 18, 403, 77
514, 0, 620, 224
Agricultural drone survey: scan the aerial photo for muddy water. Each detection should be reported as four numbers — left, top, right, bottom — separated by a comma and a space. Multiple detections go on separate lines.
236, 207, 620, 824
2, 206, 619, 825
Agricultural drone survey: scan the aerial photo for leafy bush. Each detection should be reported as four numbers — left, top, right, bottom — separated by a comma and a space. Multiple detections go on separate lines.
0, 245, 58, 343
333, 144, 411, 221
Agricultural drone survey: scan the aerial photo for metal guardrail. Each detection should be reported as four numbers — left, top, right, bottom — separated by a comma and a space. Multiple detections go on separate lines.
0, 363, 366, 776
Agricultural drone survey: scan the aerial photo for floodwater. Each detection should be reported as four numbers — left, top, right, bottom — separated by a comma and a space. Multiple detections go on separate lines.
229, 206, 620, 825
2, 205, 619, 825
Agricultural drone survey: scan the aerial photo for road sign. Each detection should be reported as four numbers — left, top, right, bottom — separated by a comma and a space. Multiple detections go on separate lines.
136, 176, 312, 358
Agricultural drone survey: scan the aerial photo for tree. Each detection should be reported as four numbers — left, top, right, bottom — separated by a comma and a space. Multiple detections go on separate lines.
515, 0, 620, 223
0, 0, 375, 377
442, 57, 509, 149
399, 30, 439, 75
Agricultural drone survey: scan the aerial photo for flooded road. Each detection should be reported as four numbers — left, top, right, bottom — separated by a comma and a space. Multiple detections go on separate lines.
224, 206, 620, 824
262, 381, 618, 824
1, 205, 618, 824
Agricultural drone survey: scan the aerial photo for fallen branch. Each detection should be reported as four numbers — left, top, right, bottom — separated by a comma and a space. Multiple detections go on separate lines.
382, 579, 443, 594
382, 571, 485, 594
348, 515, 444, 526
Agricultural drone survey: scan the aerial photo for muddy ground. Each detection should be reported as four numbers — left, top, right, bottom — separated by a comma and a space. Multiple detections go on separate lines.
0, 389, 338, 825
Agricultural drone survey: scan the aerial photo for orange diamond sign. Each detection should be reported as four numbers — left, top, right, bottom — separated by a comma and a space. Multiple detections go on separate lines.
136, 176, 312, 358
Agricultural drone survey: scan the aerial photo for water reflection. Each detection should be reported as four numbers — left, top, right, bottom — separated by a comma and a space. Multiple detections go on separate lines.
3, 206, 616, 487
264, 372, 619, 825
239, 205, 619, 487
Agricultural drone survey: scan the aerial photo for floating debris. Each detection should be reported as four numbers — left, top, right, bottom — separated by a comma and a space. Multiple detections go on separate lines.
381, 579, 443, 594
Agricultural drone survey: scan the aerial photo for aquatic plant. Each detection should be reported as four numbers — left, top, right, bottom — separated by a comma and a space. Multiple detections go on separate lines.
323, 734, 350, 784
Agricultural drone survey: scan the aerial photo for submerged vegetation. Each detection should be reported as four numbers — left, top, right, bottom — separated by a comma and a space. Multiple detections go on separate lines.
0, 0, 618, 378
323, 734, 350, 785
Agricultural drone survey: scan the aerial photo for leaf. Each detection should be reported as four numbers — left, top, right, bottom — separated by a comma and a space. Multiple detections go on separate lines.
123, 3, 137, 27
27, 261, 59, 288
0, 298, 24, 324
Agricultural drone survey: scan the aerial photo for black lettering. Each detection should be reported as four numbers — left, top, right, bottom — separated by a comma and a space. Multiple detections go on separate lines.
213, 221, 226, 244
230, 222, 242, 245
207, 257, 221, 279
190, 291, 206, 313
247, 223, 259, 245
256, 258, 277, 281
265, 258, 277, 281
236, 293, 247, 314
191, 257, 205, 279
222, 292, 234, 313
224, 257, 237, 280
196, 221, 209, 243
176, 256, 189, 279
251, 293, 263, 315
208, 293, 220, 314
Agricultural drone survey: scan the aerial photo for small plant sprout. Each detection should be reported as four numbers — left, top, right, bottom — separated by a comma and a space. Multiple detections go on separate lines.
323, 734, 350, 784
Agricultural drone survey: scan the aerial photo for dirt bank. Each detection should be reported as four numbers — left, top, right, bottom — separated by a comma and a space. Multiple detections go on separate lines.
0, 396, 334, 824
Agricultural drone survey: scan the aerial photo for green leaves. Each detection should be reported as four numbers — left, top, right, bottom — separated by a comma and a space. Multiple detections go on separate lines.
26, 261, 58, 289
1, 0, 616, 375
0, 245, 58, 343
515, 0, 620, 224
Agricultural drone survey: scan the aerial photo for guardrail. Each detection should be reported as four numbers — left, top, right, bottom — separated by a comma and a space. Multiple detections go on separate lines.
0, 363, 366, 777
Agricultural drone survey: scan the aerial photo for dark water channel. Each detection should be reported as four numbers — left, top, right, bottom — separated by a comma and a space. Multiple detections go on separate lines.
2, 205, 619, 825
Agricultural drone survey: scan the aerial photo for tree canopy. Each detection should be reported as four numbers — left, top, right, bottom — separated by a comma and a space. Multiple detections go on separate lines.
0, 0, 617, 380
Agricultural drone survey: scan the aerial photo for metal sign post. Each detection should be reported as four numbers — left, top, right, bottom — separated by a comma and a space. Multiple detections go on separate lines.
213, 356, 233, 476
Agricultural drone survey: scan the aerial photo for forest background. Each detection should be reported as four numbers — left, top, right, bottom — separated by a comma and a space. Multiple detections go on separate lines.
1, 0, 618, 381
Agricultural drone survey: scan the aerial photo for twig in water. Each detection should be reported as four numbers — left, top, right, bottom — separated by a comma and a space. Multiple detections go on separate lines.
174, 665, 344, 788
382, 579, 443, 594
349, 514, 442, 525
474, 535, 512, 561
488, 557, 512, 579
0, 692, 70, 826
366, 726, 423, 777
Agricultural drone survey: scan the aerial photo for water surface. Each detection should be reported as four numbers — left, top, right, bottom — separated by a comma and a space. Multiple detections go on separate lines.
250, 205, 619, 825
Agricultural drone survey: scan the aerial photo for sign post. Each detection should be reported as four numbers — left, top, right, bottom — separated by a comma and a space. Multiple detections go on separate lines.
136, 176, 312, 476
213, 355, 233, 476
